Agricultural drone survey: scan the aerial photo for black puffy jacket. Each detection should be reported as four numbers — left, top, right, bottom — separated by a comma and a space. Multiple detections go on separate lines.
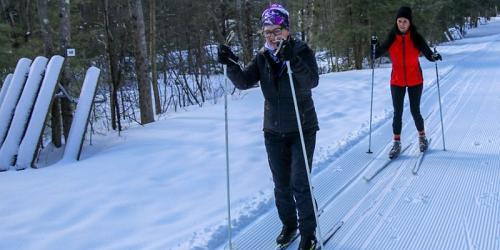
226, 38, 319, 134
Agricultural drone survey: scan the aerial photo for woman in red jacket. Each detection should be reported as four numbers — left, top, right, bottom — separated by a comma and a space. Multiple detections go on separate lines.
374, 6, 442, 158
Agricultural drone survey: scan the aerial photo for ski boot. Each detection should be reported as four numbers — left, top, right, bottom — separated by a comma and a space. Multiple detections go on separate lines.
276, 225, 297, 248
389, 141, 401, 159
298, 233, 317, 250
419, 136, 429, 152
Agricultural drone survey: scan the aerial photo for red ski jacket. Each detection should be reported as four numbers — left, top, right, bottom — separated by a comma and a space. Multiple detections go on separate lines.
375, 28, 435, 87
389, 31, 423, 87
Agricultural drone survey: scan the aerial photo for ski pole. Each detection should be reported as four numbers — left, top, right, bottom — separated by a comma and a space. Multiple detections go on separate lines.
285, 60, 324, 249
434, 48, 446, 151
222, 64, 233, 249
223, 31, 234, 249
367, 35, 377, 154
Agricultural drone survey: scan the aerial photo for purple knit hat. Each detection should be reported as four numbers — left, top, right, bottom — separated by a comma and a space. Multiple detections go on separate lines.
261, 3, 290, 29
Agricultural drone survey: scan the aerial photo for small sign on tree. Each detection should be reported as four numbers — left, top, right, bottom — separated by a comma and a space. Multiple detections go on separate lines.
66, 48, 76, 57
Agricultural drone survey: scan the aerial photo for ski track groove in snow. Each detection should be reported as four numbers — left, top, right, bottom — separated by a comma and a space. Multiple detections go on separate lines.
467, 82, 500, 249
362, 44, 490, 249
348, 33, 500, 249
389, 70, 484, 250
388, 70, 483, 250
331, 36, 488, 249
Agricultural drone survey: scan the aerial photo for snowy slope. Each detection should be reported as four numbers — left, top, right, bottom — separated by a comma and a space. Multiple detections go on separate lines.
0, 19, 499, 250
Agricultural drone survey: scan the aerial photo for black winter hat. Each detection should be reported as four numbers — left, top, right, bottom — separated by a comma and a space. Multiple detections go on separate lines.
396, 6, 412, 23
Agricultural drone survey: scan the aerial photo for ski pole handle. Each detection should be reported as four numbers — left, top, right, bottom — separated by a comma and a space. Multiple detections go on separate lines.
274, 38, 285, 57
370, 35, 377, 61
225, 30, 235, 45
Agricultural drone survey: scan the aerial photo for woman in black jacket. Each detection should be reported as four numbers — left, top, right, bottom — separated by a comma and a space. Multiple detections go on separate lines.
218, 3, 319, 250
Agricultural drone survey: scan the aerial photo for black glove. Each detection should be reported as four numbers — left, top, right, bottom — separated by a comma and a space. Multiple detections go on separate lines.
432, 53, 442, 61
218, 44, 238, 65
278, 38, 295, 62
370, 36, 378, 60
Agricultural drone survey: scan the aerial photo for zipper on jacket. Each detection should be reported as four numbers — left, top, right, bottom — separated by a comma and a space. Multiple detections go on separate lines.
402, 34, 408, 87
268, 63, 282, 133
277, 70, 281, 133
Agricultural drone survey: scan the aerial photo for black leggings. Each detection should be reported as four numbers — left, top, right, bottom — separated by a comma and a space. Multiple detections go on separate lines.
391, 84, 424, 135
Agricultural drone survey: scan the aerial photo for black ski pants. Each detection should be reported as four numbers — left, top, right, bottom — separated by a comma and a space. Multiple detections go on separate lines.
264, 129, 317, 237
391, 84, 425, 136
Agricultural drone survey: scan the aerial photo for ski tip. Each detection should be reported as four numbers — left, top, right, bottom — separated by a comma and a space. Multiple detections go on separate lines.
337, 220, 345, 229
322, 220, 345, 246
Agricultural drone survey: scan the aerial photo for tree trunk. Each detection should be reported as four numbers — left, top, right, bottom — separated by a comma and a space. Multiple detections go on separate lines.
243, 0, 253, 63
354, 35, 363, 70
305, 0, 315, 45
218, 0, 229, 39
59, 0, 74, 143
236, 0, 253, 63
36, 0, 53, 55
103, 0, 123, 132
149, 0, 161, 114
1, 0, 20, 48
36, 0, 61, 147
21, 0, 32, 41
129, 0, 154, 124
0, 0, 8, 18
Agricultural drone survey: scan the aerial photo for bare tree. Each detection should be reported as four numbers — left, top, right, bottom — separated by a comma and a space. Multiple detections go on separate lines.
58, 0, 74, 143
35, 0, 63, 146
129, 0, 154, 124
236, 0, 255, 63
103, 0, 124, 132
36, 0, 53, 56
297, 0, 316, 44
149, 0, 161, 114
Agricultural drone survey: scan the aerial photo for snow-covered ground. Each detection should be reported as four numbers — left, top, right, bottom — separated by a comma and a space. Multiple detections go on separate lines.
1, 18, 500, 250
